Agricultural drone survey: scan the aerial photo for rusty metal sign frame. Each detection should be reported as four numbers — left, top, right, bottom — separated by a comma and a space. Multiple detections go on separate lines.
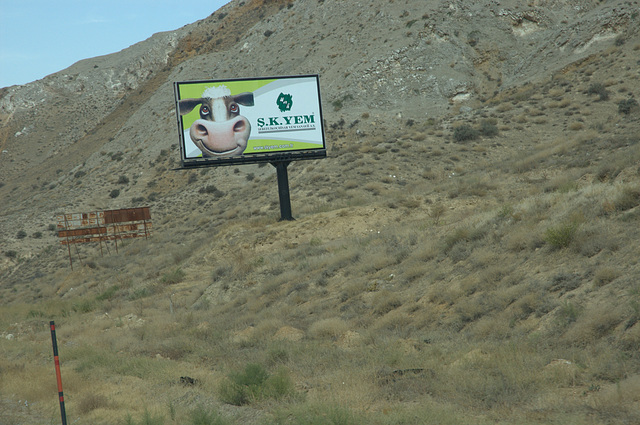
56, 207, 152, 269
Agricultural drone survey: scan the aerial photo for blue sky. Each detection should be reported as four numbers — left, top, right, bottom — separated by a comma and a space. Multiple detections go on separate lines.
0, 0, 232, 88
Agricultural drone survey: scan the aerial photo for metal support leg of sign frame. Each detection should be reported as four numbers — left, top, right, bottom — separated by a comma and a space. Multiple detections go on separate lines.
271, 161, 294, 221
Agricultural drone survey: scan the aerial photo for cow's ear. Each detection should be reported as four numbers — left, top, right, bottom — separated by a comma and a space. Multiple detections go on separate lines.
234, 92, 254, 107
178, 98, 204, 115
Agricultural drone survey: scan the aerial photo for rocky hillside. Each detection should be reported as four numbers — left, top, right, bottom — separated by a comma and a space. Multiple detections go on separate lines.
1, 0, 640, 424
1, 0, 637, 215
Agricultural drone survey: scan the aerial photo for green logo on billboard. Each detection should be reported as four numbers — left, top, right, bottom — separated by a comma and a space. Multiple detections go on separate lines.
277, 93, 293, 112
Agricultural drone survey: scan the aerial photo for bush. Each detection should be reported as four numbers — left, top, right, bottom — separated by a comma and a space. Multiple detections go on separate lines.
587, 83, 610, 101
480, 119, 499, 137
614, 186, 640, 211
198, 185, 225, 197
618, 98, 638, 115
117, 175, 130, 184
77, 393, 110, 415
593, 268, 620, 287
544, 221, 579, 249
189, 405, 229, 425
272, 402, 363, 425
123, 409, 164, 425
218, 363, 295, 406
109, 189, 120, 198
16, 230, 27, 239
160, 268, 185, 285
453, 124, 479, 142
73, 299, 95, 313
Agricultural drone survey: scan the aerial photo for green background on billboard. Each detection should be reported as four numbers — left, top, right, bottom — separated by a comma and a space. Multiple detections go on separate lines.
178, 79, 276, 129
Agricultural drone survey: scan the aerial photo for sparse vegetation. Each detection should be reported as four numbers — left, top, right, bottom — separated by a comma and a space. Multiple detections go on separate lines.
2, 2, 640, 425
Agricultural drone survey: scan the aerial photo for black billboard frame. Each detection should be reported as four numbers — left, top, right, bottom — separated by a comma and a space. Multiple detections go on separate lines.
173, 74, 327, 169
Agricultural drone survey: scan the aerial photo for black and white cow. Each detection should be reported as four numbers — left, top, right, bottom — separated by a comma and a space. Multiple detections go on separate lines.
179, 86, 254, 157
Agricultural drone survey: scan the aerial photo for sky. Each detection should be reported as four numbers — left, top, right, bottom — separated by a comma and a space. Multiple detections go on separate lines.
0, 0, 232, 88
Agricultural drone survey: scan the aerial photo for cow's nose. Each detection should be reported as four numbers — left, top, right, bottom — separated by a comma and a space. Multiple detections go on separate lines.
233, 119, 246, 133
194, 123, 209, 138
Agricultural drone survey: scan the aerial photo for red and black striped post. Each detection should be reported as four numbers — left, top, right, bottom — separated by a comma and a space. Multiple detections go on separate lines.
49, 321, 68, 425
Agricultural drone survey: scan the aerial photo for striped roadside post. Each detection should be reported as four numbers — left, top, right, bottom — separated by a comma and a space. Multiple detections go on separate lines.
49, 321, 68, 425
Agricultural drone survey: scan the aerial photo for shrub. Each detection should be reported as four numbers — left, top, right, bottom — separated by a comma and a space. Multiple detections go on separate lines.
430, 203, 446, 224
373, 290, 402, 315
73, 299, 95, 313
479, 119, 499, 137
16, 230, 27, 239
557, 301, 581, 325
593, 268, 620, 287
308, 318, 349, 340
124, 409, 164, 425
218, 363, 295, 406
96, 284, 120, 301
160, 268, 185, 285
545, 221, 579, 249
109, 189, 120, 198
189, 405, 229, 425
77, 393, 110, 414
618, 98, 638, 114
117, 175, 130, 184
199, 185, 225, 197
272, 402, 363, 425
4, 250, 17, 258
614, 186, 640, 211
453, 124, 479, 142
587, 83, 610, 101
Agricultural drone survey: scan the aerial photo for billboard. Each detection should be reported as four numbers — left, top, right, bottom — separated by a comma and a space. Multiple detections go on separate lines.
174, 75, 326, 167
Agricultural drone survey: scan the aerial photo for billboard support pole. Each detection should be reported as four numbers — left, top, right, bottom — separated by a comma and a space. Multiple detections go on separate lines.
271, 161, 294, 221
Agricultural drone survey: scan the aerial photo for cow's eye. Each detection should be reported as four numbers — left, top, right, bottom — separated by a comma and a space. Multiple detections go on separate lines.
229, 104, 239, 114
201, 106, 210, 116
